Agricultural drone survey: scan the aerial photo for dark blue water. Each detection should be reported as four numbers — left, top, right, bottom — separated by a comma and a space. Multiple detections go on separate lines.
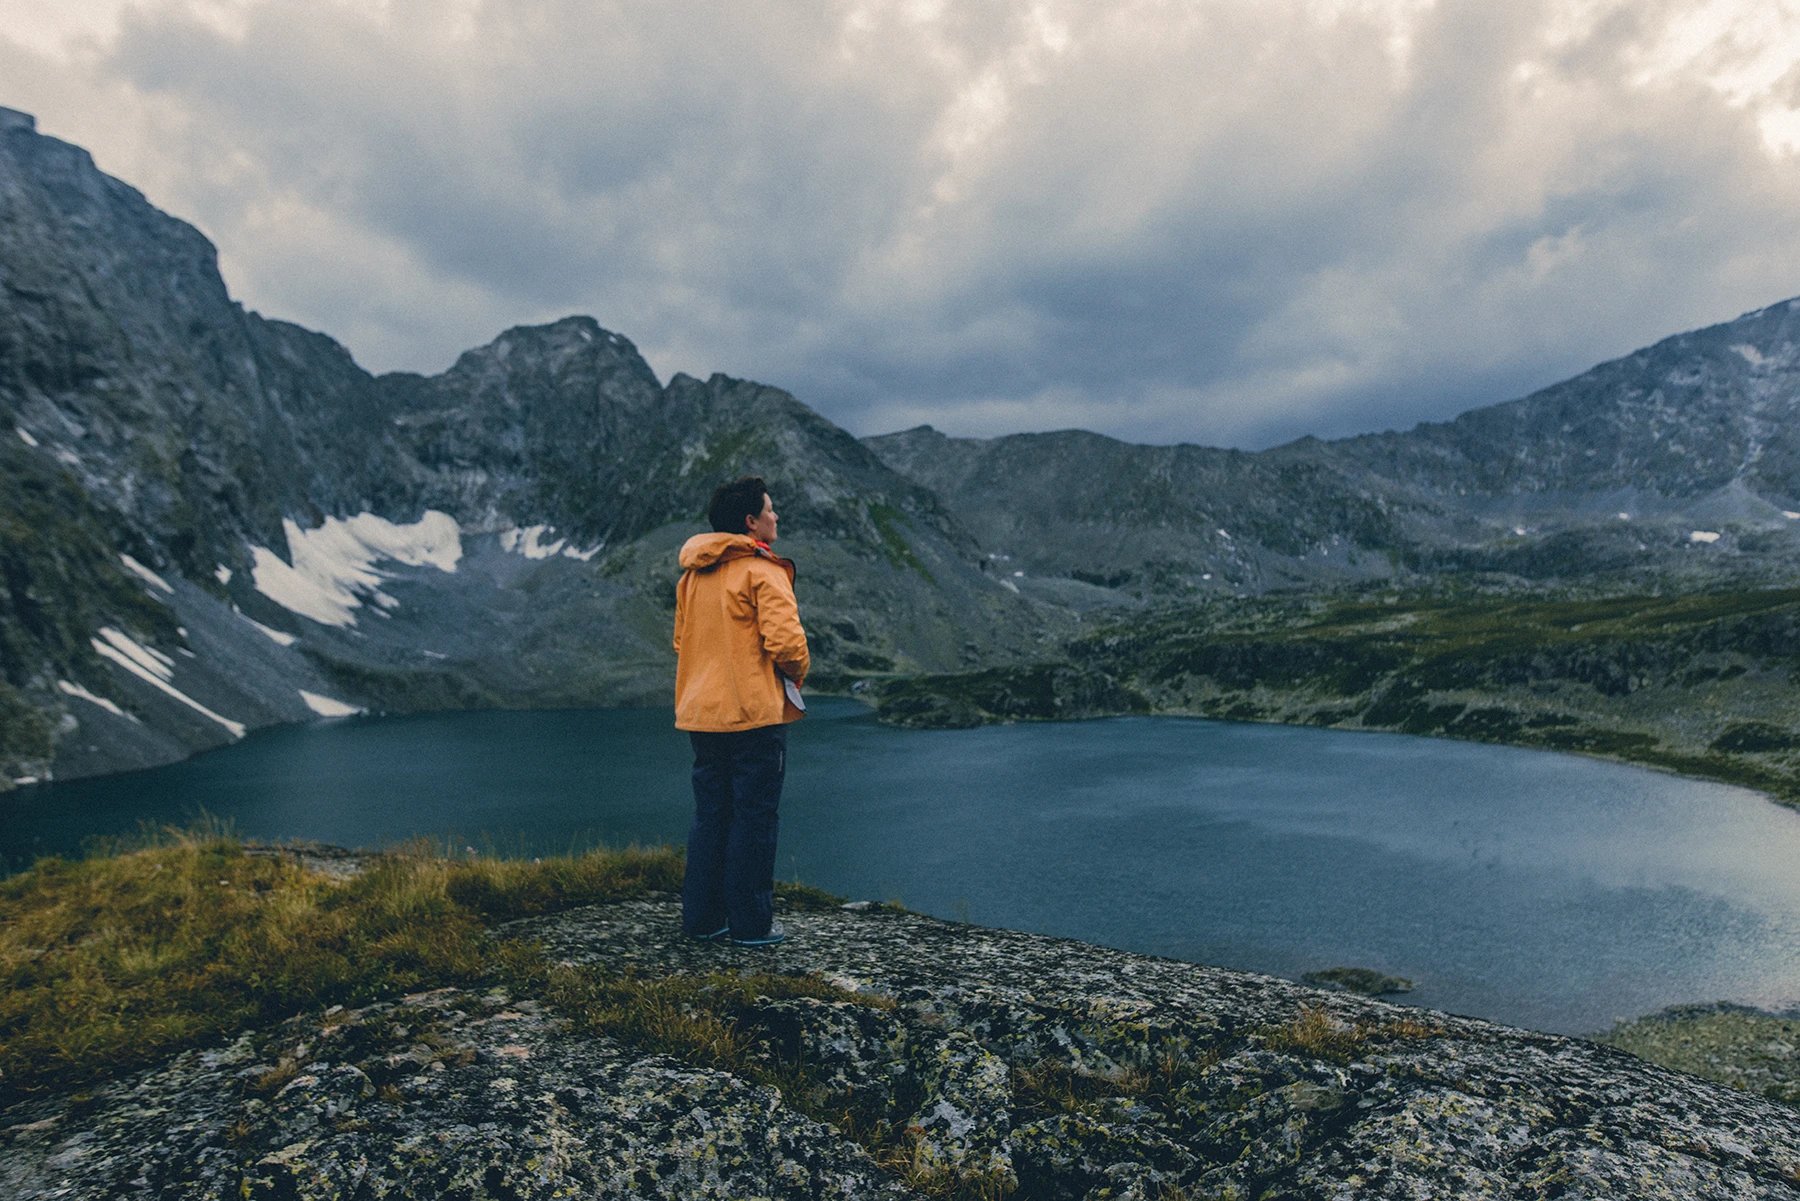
8, 698, 1799, 1035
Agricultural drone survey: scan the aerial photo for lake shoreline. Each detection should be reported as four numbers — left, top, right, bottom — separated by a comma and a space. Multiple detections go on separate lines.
858, 682, 1800, 814
13, 684, 1796, 819
9, 696, 1799, 1041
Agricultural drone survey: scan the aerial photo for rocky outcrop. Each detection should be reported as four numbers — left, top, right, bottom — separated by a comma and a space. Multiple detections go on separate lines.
6, 897, 1798, 1199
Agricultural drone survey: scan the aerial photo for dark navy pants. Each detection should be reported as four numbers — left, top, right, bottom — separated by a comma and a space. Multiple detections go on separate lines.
682, 724, 785, 939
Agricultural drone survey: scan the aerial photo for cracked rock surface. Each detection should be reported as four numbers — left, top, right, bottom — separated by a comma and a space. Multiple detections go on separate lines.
6, 897, 1800, 1199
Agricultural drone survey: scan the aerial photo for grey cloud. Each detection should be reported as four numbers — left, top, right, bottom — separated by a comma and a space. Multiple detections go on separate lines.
33, 0, 1799, 448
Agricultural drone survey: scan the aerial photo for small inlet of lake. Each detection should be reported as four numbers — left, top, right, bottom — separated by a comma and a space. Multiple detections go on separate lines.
7, 698, 1799, 1036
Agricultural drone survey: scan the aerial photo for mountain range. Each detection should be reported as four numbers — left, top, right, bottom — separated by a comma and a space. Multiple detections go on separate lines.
4, 103, 1799, 786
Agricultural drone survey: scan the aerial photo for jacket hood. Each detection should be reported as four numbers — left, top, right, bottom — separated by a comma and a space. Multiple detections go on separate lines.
678, 533, 759, 572
678, 532, 796, 581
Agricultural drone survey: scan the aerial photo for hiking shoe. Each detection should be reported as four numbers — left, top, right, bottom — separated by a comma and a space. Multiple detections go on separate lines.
688, 925, 730, 942
731, 921, 787, 948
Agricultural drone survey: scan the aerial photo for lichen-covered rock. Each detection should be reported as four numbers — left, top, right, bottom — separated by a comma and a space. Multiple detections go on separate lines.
904, 1027, 1017, 1190
0, 986, 913, 1200
519, 898, 1800, 1200
1011, 1102, 1191, 1198
5, 897, 1800, 1200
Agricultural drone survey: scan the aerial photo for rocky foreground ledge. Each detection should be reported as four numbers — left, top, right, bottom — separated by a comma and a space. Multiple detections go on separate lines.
5, 896, 1799, 1201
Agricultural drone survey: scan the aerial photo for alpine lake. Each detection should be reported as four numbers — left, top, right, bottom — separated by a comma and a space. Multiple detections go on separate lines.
7, 698, 1799, 1036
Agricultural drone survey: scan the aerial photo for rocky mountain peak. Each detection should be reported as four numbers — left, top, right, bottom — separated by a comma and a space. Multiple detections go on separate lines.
443, 315, 661, 400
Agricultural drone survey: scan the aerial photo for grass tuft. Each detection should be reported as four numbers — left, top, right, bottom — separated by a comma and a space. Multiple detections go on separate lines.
0, 832, 488, 1102
1259, 1005, 1445, 1063
0, 827, 876, 1117
440, 843, 684, 920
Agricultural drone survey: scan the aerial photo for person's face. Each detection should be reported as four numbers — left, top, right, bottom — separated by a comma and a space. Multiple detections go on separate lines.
746, 493, 778, 543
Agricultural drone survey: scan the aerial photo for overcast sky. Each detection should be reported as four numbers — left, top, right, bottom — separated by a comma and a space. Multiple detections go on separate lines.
5, 1, 1800, 448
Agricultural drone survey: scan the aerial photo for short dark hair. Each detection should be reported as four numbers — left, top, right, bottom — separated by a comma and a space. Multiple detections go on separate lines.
707, 476, 769, 534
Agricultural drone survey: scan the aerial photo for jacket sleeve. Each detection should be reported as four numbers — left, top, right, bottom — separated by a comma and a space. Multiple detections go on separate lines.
751, 565, 810, 685
671, 573, 686, 654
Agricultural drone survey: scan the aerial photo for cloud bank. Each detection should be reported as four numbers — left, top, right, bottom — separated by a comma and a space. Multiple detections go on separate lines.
4, 0, 1800, 448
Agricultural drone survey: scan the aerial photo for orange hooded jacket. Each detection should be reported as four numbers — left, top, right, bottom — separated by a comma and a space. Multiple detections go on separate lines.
672, 533, 810, 732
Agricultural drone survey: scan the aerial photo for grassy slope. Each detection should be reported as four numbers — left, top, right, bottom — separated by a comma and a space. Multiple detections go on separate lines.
0, 831, 848, 1098
1601, 1006, 1800, 1105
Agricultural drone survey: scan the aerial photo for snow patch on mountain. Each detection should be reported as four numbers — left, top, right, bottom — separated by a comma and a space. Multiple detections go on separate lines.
1732, 343, 1768, 367
299, 690, 362, 717
57, 679, 135, 721
234, 607, 298, 647
250, 512, 462, 627
120, 554, 173, 594
500, 525, 603, 562
502, 525, 565, 560
91, 627, 245, 737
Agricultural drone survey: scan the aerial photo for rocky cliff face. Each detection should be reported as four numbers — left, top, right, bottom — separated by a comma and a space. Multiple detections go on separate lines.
862, 426, 1413, 600
1332, 302, 1800, 504
5, 893, 1798, 1200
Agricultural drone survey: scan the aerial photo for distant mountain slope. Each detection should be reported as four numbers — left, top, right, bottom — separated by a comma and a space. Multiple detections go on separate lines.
1328, 300, 1800, 504
0, 108, 1041, 785
866, 302, 1800, 597
863, 426, 1410, 597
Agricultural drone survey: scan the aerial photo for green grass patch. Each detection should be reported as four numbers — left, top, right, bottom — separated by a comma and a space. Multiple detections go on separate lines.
1, 831, 505, 1102
1602, 1006, 1800, 1104
0, 828, 862, 1108
530, 960, 890, 1090
3, 831, 464, 1101
1258, 1005, 1445, 1063
867, 502, 935, 582
1711, 721, 1800, 754
441, 844, 684, 919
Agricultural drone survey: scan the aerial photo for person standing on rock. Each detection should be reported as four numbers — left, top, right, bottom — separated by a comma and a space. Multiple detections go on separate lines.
672, 475, 809, 947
